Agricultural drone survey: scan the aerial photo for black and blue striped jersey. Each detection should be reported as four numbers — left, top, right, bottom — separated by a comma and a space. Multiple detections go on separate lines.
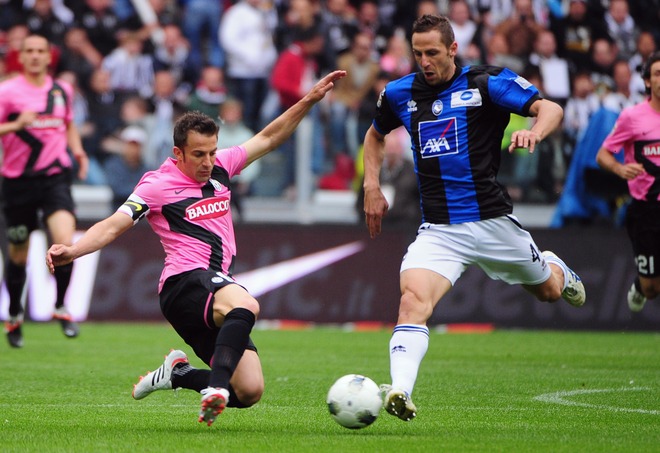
373, 65, 541, 224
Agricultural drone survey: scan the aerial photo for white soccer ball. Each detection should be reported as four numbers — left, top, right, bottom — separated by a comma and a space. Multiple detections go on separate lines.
326, 374, 382, 429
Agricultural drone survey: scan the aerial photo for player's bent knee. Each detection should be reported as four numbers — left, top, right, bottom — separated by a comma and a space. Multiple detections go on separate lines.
398, 292, 433, 322
234, 384, 264, 407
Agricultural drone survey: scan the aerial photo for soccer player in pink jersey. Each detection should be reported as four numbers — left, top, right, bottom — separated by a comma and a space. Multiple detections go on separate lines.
0, 34, 89, 348
596, 51, 660, 313
46, 70, 346, 426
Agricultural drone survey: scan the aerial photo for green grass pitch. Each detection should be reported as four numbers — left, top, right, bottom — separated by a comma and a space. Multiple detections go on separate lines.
1, 322, 658, 452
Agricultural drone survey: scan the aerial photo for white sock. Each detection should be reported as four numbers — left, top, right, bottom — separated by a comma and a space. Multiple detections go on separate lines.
389, 324, 429, 396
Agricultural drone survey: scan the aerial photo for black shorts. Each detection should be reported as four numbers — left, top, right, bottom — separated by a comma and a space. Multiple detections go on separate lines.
159, 269, 257, 366
625, 200, 660, 277
1, 171, 75, 244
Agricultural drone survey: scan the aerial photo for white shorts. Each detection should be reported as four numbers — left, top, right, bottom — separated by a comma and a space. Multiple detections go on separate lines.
400, 215, 551, 286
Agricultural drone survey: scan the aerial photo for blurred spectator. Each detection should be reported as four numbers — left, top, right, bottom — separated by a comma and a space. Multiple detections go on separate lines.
101, 31, 154, 98
528, 29, 571, 103
277, 0, 334, 74
562, 72, 600, 159
0, 0, 22, 32
415, 0, 439, 18
494, 0, 545, 64
74, 0, 121, 57
629, 31, 656, 97
103, 125, 149, 209
320, 0, 358, 61
484, 32, 524, 73
145, 70, 182, 168
379, 30, 413, 80
356, 127, 419, 230
601, 59, 645, 113
21, 0, 71, 48
84, 68, 124, 166
550, 0, 608, 74
629, 2, 660, 42
179, 0, 224, 80
186, 65, 227, 119
57, 70, 108, 185
357, 71, 390, 154
220, 0, 278, 132
354, 0, 391, 56
99, 95, 155, 161
604, 0, 638, 60
216, 98, 258, 219
267, 28, 326, 197
58, 27, 102, 93
329, 32, 380, 158
448, 0, 480, 65
152, 23, 193, 88
589, 37, 618, 98
117, 0, 179, 53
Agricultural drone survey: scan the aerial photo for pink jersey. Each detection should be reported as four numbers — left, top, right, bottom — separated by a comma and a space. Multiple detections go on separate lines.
0, 74, 74, 178
118, 146, 248, 292
602, 100, 660, 202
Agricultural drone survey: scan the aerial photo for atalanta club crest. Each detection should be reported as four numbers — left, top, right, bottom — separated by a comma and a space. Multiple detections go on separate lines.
432, 100, 443, 116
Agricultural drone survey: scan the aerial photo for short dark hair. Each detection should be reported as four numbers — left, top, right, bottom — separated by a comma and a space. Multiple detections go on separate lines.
173, 111, 219, 149
642, 51, 660, 96
411, 14, 455, 49
642, 51, 660, 81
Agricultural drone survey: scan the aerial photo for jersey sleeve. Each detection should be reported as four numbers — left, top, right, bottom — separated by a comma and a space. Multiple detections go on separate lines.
372, 85, 403, 135
601, 108, 633, 154
485, 68, 540, 116
116, 172, 159, 224
216, 145, 248, 178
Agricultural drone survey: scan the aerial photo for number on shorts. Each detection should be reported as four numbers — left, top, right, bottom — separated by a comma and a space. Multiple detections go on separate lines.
530, 244, 541, 263
635, 254, 655, 276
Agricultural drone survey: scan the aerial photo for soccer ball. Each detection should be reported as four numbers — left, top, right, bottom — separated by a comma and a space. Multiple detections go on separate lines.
326, 374, 382, 429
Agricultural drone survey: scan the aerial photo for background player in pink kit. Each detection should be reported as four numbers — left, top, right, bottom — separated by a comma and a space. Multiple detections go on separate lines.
0, 34, 89, 348
46, 70, 346, 426
596, 52, 660, 313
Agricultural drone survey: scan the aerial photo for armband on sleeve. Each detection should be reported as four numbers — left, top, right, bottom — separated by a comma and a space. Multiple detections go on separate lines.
117, 194, 149, 224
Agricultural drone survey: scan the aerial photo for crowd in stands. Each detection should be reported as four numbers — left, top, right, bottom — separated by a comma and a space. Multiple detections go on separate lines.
0, 0, 658, 206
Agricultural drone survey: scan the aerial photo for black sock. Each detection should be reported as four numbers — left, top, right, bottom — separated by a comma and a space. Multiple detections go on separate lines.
634, 277, 643, 293
6, 261, 26, 317
172, 363, 210, 392
209, 307, 255, 389
54, 263, 73, 309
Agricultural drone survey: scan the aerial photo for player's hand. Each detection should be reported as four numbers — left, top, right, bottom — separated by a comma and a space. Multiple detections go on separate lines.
363, 187, 389, 239
508, 130, 542, 153
46, 244, 74, 274
306, 70, 347, 103
15, 111, 38, 129
616, 162, 645, 180
75, 152, 89, 181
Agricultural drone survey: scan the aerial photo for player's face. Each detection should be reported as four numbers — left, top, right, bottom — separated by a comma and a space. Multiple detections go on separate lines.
19, 35, 51, 77
411, 30, 457, 86
174, 131, 218, 183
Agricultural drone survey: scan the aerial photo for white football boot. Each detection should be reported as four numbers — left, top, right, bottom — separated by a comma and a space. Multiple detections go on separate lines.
132, 349, 189, 400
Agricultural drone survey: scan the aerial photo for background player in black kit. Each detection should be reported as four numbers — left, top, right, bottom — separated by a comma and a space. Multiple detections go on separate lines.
362, 15, 586, 422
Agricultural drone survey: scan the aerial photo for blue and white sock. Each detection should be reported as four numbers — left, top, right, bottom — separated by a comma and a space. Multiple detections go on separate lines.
389, 324, 430, 396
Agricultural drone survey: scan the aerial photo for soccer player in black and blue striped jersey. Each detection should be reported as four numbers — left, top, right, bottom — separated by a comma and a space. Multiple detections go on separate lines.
362, 14, 586, 422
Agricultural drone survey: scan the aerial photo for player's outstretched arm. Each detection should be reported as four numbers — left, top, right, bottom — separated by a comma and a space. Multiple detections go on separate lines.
46, 211, 134, 273
242, 70, 347, 165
